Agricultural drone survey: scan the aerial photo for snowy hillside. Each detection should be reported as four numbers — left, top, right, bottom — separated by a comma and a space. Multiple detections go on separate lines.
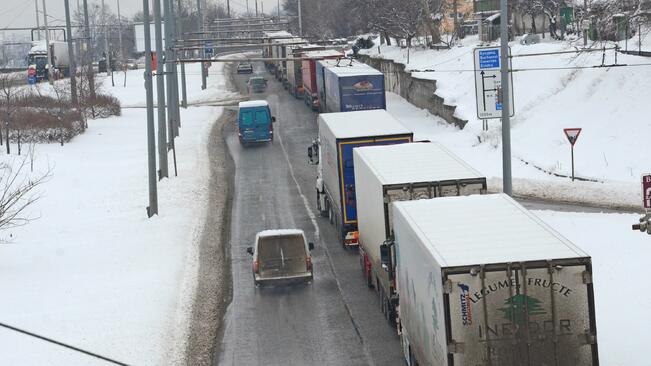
363, 35, 651, 208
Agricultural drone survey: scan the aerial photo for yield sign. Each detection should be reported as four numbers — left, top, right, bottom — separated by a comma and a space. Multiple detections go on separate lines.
564, 128, 582, 146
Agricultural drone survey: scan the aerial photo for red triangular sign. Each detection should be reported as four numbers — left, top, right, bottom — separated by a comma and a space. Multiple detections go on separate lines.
564, 128, 582, 146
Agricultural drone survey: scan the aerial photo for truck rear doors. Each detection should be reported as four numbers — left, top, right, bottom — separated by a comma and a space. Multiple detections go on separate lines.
444, 261, 598, 366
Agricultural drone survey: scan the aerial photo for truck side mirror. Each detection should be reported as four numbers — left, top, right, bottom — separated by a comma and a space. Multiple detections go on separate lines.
380, 244, 390, 271
246, 247, 254, 255
308, 146, 313, 159
308, 242, 315, 251
271, 116, 276, 123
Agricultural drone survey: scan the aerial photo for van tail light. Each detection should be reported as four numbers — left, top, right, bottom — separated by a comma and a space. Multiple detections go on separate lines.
253, 260, 259, 274
306, 256, 312, 271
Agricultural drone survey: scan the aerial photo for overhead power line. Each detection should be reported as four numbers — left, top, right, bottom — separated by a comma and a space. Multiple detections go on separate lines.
0, 321, 130, 366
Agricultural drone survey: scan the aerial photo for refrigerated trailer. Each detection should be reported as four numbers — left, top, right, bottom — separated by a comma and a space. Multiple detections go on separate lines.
390, 194, 599, 366
321, 59, 386, 113
302, 50, 343, 110
353, 142, 487, 324
313, 110, 413, 245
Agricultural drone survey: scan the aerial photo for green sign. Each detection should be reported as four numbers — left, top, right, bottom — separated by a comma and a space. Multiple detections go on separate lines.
560, 7, 574, 24
498, 294, 547, 325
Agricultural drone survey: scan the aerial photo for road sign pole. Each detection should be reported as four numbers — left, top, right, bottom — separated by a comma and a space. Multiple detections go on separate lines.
571, 145, 575, 181
500, 0, 512, 196
142, 0, 158, 217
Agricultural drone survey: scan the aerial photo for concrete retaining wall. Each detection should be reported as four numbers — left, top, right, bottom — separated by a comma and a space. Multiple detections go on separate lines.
359, 54, 468, 129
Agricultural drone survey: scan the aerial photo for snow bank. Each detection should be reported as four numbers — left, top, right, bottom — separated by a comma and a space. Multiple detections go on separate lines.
535, 210, 651, 366
0, 62, 229, 364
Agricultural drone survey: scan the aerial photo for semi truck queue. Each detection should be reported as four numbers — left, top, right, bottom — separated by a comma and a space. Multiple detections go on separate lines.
237, 31, 601, 366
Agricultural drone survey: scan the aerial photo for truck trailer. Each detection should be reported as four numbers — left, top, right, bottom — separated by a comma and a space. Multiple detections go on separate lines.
27, 40, 70, 81
321, 59, 386, 113
285, 44, 323, 98
312, 110, 412, 245
389, 194, 599, 366
353, 142, 487, 324
302, 50, 343, 110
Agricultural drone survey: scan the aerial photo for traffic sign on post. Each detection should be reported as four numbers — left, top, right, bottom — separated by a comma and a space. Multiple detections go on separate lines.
563, 128, 582, 181
643, 174, 651, 209
564, 128, 582, 146
473, 46, 514, 119
205, 41, 214, 55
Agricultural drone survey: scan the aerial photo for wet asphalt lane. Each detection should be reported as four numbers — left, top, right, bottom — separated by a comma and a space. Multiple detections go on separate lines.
216, 64, 405, 366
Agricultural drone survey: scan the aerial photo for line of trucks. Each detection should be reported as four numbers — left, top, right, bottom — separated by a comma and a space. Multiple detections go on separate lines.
264, 32, 600, 366
262, 32, 385, 113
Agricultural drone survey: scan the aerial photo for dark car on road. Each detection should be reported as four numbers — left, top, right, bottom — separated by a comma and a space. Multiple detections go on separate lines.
247, 76, 267, 94
237, 62, 254, 74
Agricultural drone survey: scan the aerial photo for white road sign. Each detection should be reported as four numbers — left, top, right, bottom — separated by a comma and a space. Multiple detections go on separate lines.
473, 47, 514, 120
135, 23, 165, 53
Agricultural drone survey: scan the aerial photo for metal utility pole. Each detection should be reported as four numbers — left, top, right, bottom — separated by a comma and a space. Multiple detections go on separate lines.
64, 0, 78, 104
34, 0, 41, 40
154, 0, 169, 179
227, 0, 231, 17
246, 0, 250, 16
101, 0, 111, 79
298, 0, 303, 36
255, 0, 258, 17
583, 0, 588, 47
278, 0, 280, 17
499, 0, 512, 196
178, 0, 188, 108
42, 0, 52, 84
83, 0, 96, 98
197, 0, 207, 90
166, 0, 180, 139
168, 0, 181, 131
117, 0, 124, 74
142, 0, 159, 217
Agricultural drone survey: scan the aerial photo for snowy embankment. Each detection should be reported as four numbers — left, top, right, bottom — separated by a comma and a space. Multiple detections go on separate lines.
535, 210, 651, 366
364, 35, 651, 209
0, 62, 233, 365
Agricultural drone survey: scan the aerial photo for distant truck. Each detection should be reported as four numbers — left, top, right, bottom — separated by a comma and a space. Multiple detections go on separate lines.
388, 194, 599, 366
285, 44, 323, 98
27, 40, 70, 81
353, 142, 487, 323
321, 59, 386, 113
302, 50, 343, 110
309, 110, 412, 246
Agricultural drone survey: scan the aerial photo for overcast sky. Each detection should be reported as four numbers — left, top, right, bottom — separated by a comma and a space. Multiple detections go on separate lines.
1, 0, 281, 37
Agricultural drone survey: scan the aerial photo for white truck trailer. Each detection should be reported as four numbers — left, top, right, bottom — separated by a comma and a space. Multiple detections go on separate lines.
353, 142, 487, 324
389, 194, 598, 366
311, 110, 412, 246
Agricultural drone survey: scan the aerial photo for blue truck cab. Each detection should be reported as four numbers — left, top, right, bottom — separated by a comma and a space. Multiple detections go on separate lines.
238, 100, 276, 145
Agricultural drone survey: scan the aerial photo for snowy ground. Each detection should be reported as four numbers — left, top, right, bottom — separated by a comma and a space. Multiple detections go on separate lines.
364, 35, 651, 209
534, 210, 651, 366
0, 62, 233, 365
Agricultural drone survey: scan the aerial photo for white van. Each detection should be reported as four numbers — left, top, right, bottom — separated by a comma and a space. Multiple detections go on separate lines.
247, 229, 315, 286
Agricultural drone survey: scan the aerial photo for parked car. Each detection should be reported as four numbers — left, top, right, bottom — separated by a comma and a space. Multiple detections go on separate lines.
247, 229, 315, 286
237, 100, 276, 145
247, 76, 267, 93
237, 62, 254, 74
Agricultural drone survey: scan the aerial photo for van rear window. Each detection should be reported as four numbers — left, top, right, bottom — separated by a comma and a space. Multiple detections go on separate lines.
240, 110, 269, 127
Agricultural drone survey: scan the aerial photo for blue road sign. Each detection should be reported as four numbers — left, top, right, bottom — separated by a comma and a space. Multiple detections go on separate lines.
205, 42, 214, 55
478, 49, 500, 69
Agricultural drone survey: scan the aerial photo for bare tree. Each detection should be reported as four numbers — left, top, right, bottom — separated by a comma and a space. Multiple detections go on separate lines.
0, 74, 27, 154
0, 155, 51, 232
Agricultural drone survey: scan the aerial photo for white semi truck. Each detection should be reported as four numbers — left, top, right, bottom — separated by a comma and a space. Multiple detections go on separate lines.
388, 194, 599, 366
353, 142, 487, 324
309, 110, 412, 246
